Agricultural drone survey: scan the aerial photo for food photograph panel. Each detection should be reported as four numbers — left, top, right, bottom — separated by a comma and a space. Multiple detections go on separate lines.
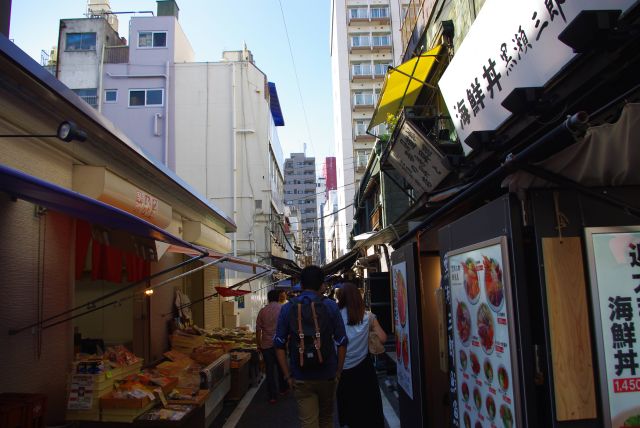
448, 237, 518, 428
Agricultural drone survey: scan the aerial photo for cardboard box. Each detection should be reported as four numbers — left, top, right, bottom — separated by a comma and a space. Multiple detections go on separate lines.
222, 300, 239, 316
223, 314, 239, 328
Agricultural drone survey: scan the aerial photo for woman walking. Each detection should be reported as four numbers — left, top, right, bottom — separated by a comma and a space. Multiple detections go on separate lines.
336, 282, 387, 428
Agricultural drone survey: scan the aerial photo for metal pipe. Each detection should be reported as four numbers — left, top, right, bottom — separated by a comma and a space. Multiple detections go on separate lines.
39, 258, 227, 332
8, 253, 208, 335
392, 112, 589, 249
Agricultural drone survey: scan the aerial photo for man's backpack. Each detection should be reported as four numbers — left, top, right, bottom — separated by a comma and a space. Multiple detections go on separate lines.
288, 294, 334, 371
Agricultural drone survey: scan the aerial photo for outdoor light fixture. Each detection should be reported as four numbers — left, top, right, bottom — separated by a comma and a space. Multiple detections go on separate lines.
144, 288, 154, 296
0, 120, 87, 143
57, 121, 87, 142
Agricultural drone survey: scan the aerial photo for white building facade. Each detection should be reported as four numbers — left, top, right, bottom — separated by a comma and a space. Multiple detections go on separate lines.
54, 2, 288, 329
330, 0, 407, 254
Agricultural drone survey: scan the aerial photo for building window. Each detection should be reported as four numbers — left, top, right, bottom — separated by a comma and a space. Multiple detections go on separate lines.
350, 34, 370, 48
352, 62, 372, 76
356, 150, 370, 169
353, 90, 375, 106
104, 89, 117, 103
72, 88, 98, 108
354, 120, 368, 136
374, 62, 391, 76
373, 123, 388, 136
349, 7, 368, 19
66, 32, 96, 51
138, 31, 167, 48
371, 33, 391, 46
370, 7, 389, 18
129, 89, 164, 107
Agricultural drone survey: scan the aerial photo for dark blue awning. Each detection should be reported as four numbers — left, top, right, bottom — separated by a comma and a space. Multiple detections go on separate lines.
0, 163, 204, 253
268, 82, 285, 126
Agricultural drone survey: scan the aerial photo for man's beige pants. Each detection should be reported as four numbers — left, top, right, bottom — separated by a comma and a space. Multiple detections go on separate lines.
293, 379, 338, 428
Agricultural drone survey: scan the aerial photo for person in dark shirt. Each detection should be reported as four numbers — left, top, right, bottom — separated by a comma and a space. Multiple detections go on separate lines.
275, 265, 348, 428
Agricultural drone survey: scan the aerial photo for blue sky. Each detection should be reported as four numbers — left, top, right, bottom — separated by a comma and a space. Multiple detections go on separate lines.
9, 0, 335, 162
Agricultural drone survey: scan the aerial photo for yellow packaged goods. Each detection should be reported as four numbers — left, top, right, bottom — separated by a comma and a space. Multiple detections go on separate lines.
66, 354, 143, 422
170, 331, 205, 355
190, 345, 226, 366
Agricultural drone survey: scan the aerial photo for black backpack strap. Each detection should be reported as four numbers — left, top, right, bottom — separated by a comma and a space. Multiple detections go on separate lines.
297, 302, 304, 368
310, 302, 323, 364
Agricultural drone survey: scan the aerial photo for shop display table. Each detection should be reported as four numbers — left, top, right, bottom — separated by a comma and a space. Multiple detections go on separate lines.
226, 353, 252, 401
76, 403, 204, 428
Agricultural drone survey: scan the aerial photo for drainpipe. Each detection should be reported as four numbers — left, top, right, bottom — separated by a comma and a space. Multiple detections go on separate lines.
232, 62, 238, 257
98, 42, 105, 113
164, 61, 170, 167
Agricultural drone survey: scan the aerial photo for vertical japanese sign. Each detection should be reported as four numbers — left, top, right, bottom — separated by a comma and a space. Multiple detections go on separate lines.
448, 237, 520, 428
67, 374, 94, 410
586, 227, 640, 428
392, 261, 413, 398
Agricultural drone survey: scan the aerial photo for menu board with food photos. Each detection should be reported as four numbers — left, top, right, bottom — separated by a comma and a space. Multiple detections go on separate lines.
448, 238, 519, 428
392, 261, 413, 399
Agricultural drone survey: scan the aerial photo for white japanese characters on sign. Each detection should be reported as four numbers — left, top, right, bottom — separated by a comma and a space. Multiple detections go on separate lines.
438, 0, 635, 154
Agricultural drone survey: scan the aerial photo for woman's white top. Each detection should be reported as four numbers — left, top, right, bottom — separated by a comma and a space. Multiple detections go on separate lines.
341, 309, 374, 370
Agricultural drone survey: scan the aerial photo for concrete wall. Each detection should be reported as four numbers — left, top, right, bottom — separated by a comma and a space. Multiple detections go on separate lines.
102, 62, 167, 162
58, 19, 121, 92
0, 140, 75, 423
173, 60, 280, 329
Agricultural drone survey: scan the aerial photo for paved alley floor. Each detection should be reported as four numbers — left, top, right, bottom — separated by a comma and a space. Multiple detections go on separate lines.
212, 353, 399, 428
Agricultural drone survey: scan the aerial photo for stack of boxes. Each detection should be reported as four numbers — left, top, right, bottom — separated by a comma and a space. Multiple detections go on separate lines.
222, 300, 239, 328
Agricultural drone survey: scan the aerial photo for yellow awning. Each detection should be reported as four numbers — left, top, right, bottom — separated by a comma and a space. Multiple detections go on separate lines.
368, 45, 442, 131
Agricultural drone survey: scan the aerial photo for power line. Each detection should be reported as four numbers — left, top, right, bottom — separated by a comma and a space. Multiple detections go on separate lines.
284, 182, 356, 202
278, 0, 315, 156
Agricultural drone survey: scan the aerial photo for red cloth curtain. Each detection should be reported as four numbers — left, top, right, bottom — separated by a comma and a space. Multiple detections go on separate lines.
75, 220, 150, 283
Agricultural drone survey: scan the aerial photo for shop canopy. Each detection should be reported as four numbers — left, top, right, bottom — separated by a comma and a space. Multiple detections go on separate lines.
0, 163, 203, 254
368, 44, 442, 132
166, 245, 273, 275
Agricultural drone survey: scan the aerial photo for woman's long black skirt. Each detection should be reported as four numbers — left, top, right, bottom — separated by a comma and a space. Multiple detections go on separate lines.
336, 355, 385, 428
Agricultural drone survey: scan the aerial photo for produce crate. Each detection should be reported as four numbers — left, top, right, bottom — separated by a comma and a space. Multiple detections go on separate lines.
100, 393, 152, 409
65, 360, 143, 422
101, 401, 155, 423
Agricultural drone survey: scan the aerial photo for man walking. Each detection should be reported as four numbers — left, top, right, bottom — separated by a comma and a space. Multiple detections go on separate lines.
256, 289, 287, 403
275, 265, 348, 428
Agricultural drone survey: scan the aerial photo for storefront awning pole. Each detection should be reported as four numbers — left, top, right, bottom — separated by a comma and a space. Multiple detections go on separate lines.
512, 162, 640, 219
35, 257, 228, 333
8, 253, 208, 336
162, 269, 273, 317
392, 111, 589, 249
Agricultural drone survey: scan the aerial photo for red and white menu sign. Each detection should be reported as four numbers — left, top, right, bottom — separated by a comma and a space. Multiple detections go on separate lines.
449, 241, 517, 428
587, 229, 640, 428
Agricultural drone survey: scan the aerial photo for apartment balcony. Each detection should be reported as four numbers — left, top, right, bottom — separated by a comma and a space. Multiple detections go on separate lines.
104, 46, 129, 64
79, 95, 98, 109
353, 102, 375, 112
351, 72, 386, 82
355, 163, 367, 173
348, 15, 390, 26
350, 44, 393, 54
354, 134, 376, 143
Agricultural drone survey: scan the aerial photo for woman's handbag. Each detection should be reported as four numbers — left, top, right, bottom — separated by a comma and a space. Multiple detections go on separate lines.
368, 313, 386, 355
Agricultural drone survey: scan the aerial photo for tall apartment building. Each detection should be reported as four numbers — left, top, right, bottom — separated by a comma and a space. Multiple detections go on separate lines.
318, 157, 337, 264
331, 0, 407, 254
284, 153, 318, 263
54, 0, 289, 328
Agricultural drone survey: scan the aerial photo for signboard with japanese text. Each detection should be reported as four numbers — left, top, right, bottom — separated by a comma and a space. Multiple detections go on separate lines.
392, 261, 413, 398
447, 237, 521, 428
67, 374, 94, 410
585, 227, 640, 428
387, 119, 449, 195
438, 0, 636, 154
